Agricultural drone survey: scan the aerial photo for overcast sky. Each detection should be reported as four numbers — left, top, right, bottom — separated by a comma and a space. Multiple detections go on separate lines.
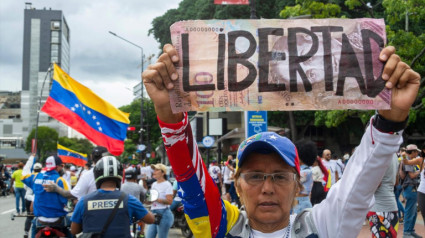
0, 0, 180, 108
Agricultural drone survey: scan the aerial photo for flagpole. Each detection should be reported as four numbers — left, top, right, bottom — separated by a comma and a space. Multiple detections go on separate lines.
108, 31, 146, 159
249, 0, 257, 19
33, 63, 53, 157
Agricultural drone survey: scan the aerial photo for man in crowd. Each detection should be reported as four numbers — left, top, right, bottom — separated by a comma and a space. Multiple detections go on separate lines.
71, 156, 154, 237
208, 160, 222, 190
22, 155, 71, 237
11, 162, 26, 214
321, 149, 339, 188
400, 144, 422, 237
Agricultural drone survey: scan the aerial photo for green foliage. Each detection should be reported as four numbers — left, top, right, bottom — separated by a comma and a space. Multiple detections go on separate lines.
57, 137, 94, 158
119, 98, 161, 160
280, 2, 341, 18
149, 0, 292, 52
25, 127, 58, 162
147, 0, 425, 139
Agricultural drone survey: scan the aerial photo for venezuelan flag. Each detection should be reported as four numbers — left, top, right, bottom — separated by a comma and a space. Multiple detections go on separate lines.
57, 144, 88, 167
41, 64, 130, 155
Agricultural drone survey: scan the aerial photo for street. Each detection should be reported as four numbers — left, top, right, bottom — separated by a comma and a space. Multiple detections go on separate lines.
0, 195, 185, 238
1, 194, 424, 237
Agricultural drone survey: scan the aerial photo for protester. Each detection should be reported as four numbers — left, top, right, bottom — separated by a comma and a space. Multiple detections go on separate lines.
292, 139, 316, 214
23, 162, 42, 238
10, 162, 26, 214
22, 155, 72, 238
310, 157, 329, 206
418, 143, 425, 228
400, 144, 423, 237
122, 166, 148, 237
222, 155, 233, 202
142, 44, 420, 237
367, 154, 399, 237
71, 156, 154, 237
146, 163, 174, 238
208, 160, 222, 189
395, 147, 406, 223
321, 149, 339, 188
170, 180, 182, 212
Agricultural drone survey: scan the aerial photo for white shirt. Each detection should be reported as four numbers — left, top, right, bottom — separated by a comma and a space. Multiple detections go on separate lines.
321, 159, 338, 186
62, 170, 72, 188
208, 165, 221, 183
222, 166, 231, 184
418, 169, 425, 194
251, 215, 295, 238
70, 168, 97, 200
151, 180, 173, 210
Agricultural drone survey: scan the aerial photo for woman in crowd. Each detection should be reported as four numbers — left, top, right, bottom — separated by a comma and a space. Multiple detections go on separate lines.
142, 44, 420, 237
146, 163, 174, 238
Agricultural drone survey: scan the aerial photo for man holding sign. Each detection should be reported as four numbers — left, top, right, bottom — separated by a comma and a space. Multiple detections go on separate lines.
142, 19, 420, 238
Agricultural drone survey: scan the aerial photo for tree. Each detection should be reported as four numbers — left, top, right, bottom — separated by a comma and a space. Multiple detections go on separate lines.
279, 0, 425, 136
147, 0, 425, 140
119, 98, 161, 161
149, 0, 293, 52
25, 127, 58, 162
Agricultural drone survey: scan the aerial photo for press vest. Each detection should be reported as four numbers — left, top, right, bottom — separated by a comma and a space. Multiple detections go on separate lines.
82, 190, 130, 238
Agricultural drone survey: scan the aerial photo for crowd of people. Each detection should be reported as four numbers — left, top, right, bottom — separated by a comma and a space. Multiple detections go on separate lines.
1, 146, 188, 238
0, 43, 423, 238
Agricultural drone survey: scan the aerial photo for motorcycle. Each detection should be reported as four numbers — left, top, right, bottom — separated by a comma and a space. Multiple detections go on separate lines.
172, 204, 193, 238
11, 213, 71, 238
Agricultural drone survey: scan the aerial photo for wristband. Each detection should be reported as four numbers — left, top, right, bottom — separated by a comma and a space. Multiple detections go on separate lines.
373, 113, 408, 133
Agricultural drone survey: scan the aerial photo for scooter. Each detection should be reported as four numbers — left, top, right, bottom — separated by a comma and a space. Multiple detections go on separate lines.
173, 205, 193, 238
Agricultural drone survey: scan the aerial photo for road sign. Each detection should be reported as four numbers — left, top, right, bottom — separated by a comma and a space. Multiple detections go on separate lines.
245, 111, 268, 138
202, 136, 215, 148
138, 144, 146, 152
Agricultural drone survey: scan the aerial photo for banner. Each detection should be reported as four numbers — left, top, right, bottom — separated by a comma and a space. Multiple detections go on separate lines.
169, 19, 390, 112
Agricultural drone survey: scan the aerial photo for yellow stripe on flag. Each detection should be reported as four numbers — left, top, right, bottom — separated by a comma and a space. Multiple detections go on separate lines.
57, 144, 87, 158
52, 64, 130, 124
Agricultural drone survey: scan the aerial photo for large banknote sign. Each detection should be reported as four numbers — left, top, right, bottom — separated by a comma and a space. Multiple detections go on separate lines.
169, 19, 390, 112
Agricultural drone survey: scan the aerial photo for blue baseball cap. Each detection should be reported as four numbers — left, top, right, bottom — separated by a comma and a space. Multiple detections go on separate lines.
236, 132, 300, 175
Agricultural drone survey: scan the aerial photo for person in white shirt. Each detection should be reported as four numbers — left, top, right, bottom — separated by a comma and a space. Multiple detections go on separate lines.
321, 149, 339, 187
208, 160, 222, 189
146, 163, 174, 238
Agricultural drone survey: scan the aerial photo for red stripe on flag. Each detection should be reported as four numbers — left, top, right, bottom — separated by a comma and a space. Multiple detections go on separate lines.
59, 156, 87, 167
42, 97, 124, 155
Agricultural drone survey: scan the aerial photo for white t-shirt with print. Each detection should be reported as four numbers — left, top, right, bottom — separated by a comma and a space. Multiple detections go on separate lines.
151, 180, 173, 210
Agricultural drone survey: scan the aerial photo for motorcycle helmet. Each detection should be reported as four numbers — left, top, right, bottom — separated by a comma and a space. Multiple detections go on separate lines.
125, 167, 138, 180
91, 146, 109, 164
94, 156, 123, 189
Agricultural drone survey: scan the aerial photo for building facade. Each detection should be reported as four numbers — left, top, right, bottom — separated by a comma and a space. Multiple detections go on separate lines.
20, 5, 70, 141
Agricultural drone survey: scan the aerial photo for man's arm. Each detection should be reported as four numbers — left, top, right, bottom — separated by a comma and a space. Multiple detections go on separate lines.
43, 182, 76, 199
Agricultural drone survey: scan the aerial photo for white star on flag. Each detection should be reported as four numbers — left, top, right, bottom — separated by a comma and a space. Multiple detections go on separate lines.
178, 187, 185, 197
270, 135, 277, 140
